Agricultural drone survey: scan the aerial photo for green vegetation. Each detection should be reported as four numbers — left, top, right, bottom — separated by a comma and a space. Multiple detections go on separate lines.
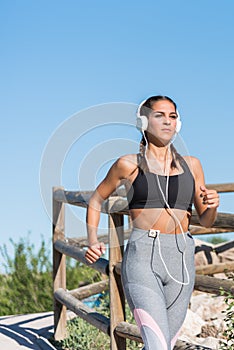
205, 235, 228, 245
52, 293, 140, 350
0, 234, 100, 316
0, 235, 52, 315
219, 273, 234, 350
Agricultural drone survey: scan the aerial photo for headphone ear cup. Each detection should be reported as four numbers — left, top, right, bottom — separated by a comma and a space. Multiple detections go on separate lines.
176, 119, 182, 133
175, 111, 182, 133
136, 115, 148, 131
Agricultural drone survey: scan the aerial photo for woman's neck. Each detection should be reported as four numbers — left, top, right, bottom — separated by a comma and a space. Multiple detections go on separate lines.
146, 143, 171, 174
147, 143, 171, 162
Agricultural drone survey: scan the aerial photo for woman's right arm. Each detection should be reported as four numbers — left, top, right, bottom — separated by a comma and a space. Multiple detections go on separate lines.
85, 155, 136, 263
85, 189, 107, 263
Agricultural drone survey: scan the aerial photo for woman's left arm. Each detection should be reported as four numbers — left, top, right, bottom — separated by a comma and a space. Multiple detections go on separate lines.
190, 157, 220, 228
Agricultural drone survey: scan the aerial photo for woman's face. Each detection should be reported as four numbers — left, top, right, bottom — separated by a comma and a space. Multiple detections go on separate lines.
146, 100, 178, 144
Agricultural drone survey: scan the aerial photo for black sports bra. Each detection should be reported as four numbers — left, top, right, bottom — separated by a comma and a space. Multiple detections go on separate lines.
127, 156, 195, 212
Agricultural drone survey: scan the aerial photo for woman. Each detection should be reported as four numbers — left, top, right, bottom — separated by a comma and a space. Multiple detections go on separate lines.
85, 95, 219, 350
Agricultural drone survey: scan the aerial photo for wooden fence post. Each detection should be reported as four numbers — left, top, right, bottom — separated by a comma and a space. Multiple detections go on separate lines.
53, 187, 67, 340
108, 198, 126, 350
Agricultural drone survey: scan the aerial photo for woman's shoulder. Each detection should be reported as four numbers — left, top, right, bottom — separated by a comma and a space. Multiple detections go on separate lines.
182, 155, 203, 175
183, 155, 202, 166
114, 154, 139, 177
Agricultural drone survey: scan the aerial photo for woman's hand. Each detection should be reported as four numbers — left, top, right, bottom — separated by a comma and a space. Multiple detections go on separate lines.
200, 185, 220, 209
85, 241, 106, 264
198, 185, 219, 228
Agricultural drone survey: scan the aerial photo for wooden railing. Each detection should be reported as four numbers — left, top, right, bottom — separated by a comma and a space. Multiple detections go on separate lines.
52, 183, 234, 349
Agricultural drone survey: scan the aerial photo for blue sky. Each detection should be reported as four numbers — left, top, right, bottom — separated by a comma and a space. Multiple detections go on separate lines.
1, 0, 234, 270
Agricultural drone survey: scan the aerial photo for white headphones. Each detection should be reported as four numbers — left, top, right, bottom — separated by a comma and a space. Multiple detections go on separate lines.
136, 99, 182, 133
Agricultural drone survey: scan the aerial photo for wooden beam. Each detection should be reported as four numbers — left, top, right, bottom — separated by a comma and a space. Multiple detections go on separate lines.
190, 225, 233, 235
191, 211, 234, 229
67, 234, 110, 247
69, 280, 109, 299
174, 340, 212, 349
53, 189, 92, 206
195, 274, 234, 294
54, 288, 109, 334
205, 183, 234, 193
115, 321, 142, 343
196, 262, 234, 275
108, 199, 126, 350
53, 187, 67, 341
114, 322, 212, 349
54, 239, 109, 276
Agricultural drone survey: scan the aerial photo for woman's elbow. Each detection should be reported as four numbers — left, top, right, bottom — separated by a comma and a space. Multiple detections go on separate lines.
88, 193, 104, 212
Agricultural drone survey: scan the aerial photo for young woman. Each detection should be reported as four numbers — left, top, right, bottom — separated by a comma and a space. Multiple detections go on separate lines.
85, 95, 219, 350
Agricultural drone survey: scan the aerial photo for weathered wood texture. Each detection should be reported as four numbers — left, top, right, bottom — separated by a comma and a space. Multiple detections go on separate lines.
191, 211, 234, 229
195, 274, 234, 294
196, 262, 234, 275
69, 280, 109, 300
54, 239, 109, 276
115, 322, 212, 349
53, 187, 67, 341
115, 322, 142, 344
174, 340, 213, 349
54, 288, 109, 334
108, 200, 126, 350
205, 183, 234, 192
189, 225, 233, 235
196, 261, 234, 275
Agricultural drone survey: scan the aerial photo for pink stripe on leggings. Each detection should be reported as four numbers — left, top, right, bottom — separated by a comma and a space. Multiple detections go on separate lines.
134, 308, 168, 350
171, 328, 181, 349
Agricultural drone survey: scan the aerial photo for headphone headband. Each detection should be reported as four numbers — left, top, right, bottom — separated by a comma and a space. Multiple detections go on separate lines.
136, 99, 147, 119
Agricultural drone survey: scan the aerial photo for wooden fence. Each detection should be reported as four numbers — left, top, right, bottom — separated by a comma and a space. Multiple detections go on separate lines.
52, 183, 234, 350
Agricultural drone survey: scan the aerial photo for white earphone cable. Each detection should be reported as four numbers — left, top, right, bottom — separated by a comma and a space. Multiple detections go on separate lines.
156, 172, 190, 285
143, 136, 189, 285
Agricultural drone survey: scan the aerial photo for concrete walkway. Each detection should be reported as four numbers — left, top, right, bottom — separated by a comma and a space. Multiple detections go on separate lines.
0, 312, 57, 350
0, 312, 217, 350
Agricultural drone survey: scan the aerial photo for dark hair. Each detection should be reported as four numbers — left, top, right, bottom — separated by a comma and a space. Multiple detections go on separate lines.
139, 95, 177, 118
138, 95, 183, 172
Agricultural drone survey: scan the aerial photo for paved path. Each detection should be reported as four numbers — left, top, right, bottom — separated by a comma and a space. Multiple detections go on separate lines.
0, 311, 214, 350
0, 312, 57, 349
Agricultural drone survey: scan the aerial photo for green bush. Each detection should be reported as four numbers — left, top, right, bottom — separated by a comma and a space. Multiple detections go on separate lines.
0, 234, 100, 316
52, 293, 141, 350
219, 273, 234, 350
0, 235, 53, 315
206, 236, 228, 245
66, 256, 101, 291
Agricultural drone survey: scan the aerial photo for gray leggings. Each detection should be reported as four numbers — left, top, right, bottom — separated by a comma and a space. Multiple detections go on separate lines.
121, 228, 195, 350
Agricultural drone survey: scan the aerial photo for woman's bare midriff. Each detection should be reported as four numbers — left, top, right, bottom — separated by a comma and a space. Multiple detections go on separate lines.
130, 208, 191, 234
